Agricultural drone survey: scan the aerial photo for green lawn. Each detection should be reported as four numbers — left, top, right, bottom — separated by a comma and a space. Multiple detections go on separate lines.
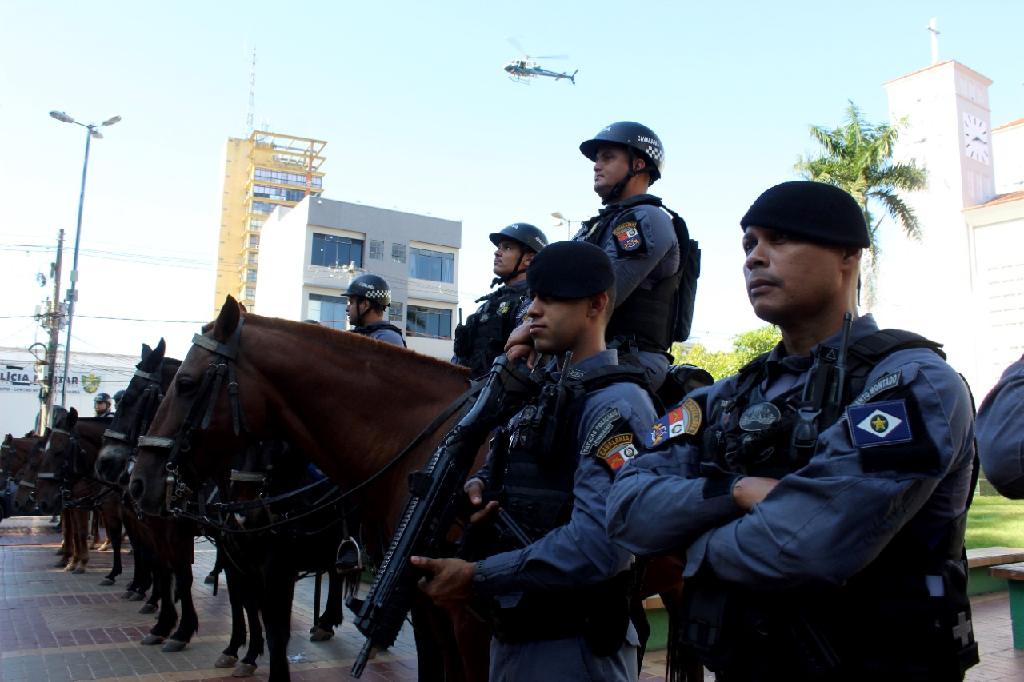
966, 495, 1024, 549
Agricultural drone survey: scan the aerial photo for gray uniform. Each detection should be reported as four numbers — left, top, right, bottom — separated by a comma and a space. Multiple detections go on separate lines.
351, 321, 405, 347
471, 349, 656, 682
575, 194, 680, 391
607, 315, 978, 680
977, 356, 1024, 498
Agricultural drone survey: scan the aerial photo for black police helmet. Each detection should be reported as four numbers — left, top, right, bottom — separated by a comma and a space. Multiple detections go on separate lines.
345, 274, 391, 307
488, 223, 548, 254
113, 390, 125, 403
527, 241, 614, 299
94, 392, 112, 404
580, 122, 665, 182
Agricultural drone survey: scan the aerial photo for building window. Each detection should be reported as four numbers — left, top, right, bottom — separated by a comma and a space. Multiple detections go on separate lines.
409, 248, 454, 283
369, 240, 384, 261
246, 268, 258, 283
248, 235, 260, 247
254, 167, 323, 189
245, 287, 256, 300
249, 219, 264, 231
251, 201, 276, 214
407, 305, 452, 339
247, 253, 258, 265
392, 242, 406, 264
309, 293, 348, 331
389, 301, 403, 324
311, 233, 363, 268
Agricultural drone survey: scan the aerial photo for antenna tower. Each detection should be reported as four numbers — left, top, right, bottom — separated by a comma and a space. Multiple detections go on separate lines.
246, 47, 256, 135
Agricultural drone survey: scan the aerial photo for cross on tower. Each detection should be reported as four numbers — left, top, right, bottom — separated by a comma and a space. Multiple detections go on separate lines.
928, 17, 941, 65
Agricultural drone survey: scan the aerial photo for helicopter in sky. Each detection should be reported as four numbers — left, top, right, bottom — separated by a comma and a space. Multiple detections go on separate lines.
504, 39, 577, 84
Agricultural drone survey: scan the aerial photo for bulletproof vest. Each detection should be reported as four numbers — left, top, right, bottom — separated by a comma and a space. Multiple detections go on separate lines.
498, 364, 648, 541
680, 329, 980, 680
352, 322, 406, 346
452, 284, 527, 378
579, 195, 700, 351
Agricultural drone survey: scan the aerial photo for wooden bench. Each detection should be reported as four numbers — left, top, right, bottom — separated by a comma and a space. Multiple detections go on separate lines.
967, 547, 1024, 595
990, 561, 1024, 649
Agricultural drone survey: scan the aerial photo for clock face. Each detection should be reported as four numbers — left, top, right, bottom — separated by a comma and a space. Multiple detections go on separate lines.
963, 112, 991, 165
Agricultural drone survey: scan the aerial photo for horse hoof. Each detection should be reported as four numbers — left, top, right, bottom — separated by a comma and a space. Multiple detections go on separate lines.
203, 573, 218, 585
52, 559, 68, 569
138, 603, 157, 615
232, 662, 257, 677
63, 563, 77, 572
99, 577, 115, 586
140, 634, 165, 646
126, 591, 145, 602
72, 566, 86, 575
161, 639, 187, 653
54, 547, 65, 556
214, 654, 238, 668
309, 626, 334, 642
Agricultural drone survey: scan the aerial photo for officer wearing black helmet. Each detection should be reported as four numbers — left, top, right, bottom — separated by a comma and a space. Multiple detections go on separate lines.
453, 223, 547, 378
574, 122, 699, 393
414, 241, 655, 682
112, 389, 125, 413
93, 392, 114, 418
345, 274, 406, 347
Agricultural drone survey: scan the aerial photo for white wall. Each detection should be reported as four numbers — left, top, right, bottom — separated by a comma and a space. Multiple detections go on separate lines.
994, 122, 1024, 195
254, 205, 307, 319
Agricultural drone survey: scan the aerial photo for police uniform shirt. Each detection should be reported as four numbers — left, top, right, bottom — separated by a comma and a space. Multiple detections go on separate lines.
473, 349, 657, 600
607, 314, 976, 589
452, 280, 531, 375
977, 356, 1024, 498
353, 321, 405, 347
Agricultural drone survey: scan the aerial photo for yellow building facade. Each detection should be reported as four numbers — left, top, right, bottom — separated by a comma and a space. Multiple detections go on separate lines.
214, 130, 326, 314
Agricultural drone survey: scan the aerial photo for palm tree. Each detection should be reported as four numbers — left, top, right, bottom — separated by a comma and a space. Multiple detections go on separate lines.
795, 101, 927, 306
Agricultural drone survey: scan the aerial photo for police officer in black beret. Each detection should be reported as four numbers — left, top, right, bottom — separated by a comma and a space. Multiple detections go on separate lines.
414, 241, 656, 681
608, 180, 979, 681
453, 223, 548, 378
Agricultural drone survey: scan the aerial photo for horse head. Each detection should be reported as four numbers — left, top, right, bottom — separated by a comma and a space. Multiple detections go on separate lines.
35, 408, 80, 514
11, 435, 46, 513
96, 338, 177, 484
131, 297, 266, 515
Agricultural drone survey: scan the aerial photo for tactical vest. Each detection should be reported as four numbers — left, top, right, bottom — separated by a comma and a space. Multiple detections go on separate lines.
452, 284, 527, 378
352, 322, 406, 347
579, 195, 700, 351
678, 329, 980, 680
478, 363, 650, 651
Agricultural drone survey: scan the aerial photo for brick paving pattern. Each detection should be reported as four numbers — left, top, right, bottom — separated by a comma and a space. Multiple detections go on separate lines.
1, 515, 1022, 680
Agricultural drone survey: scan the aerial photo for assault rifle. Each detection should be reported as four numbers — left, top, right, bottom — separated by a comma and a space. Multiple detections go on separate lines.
790, 312, 853, 463
351, 355, 535, 677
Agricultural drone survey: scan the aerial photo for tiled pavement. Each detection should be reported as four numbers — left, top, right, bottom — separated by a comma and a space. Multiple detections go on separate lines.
1, 517, 1022, 681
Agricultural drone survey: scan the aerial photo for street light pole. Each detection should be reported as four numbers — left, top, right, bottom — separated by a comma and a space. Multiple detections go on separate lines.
50, 110, 121, 405
551, 212, 574, 240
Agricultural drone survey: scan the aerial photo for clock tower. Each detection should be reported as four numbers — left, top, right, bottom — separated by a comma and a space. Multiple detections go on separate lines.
877, 60, 996, 388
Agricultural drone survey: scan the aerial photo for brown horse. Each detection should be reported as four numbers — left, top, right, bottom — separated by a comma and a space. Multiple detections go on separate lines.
3, 432, 44, 516
34, 408, 124, 578
130, 297, 490, 682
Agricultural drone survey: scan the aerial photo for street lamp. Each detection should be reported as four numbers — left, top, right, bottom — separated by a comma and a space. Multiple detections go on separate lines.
50, 110, 121, 405
551, 211, 575, 240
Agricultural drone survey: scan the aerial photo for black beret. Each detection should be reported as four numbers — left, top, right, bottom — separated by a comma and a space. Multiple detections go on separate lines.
527, 241, 615, 299
740, 181, 870, 248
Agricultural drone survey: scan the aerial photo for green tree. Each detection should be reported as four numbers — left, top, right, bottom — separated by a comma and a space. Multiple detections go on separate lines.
673, 325, 781, 381
795, 101, 927, 306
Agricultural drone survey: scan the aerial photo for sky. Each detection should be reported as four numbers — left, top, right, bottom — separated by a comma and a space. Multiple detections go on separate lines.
1, 0, 1023, 364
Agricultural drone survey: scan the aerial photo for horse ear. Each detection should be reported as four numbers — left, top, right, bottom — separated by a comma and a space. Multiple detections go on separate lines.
3, 433, 12, 444
68, 408, 78, 428
154, 338, 167, 360
213, 296, 241, 342
142, 343, 152, 356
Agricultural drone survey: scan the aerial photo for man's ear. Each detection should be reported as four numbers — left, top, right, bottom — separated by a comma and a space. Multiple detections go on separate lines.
633, 156, 647, 174
521, 251, 536, 268
589, 291, 611, 319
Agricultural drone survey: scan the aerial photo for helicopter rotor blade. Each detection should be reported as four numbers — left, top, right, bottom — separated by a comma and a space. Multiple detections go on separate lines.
534, 54, 569, 60
507, 37, 527, 57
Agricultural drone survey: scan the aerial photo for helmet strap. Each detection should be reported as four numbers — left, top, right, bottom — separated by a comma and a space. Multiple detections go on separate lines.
492, 249, 527, 287
604, 148, 650, 205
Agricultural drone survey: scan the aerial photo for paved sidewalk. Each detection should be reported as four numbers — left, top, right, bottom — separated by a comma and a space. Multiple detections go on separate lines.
1, 516, 1022, 680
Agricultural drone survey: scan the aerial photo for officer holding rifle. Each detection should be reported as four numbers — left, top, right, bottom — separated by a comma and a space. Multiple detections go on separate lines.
607, 181, 979, 681
413, 240, 657, 681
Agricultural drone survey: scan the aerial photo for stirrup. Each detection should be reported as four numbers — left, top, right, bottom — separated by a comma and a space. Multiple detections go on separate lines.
335, 537, 363, 574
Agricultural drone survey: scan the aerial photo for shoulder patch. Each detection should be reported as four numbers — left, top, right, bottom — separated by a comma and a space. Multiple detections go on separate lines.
611, 211, 646, 256
846, 399, 914, 448
497, 300, 512, 315
581, 408, 620, 456
647, 398, 702, 448
595, 432, 638, 472
850, 370, 902, 406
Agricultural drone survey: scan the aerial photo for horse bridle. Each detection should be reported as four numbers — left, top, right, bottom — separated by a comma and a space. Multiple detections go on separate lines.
41, 426, 117, 510
137, 318, 249, 512
103, 365, 169, 490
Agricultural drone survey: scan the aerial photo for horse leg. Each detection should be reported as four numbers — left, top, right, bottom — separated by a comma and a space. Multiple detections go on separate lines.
142, 565, 177, 645
163, 565, 197, 652
311, 569, 345, 641
100, 507, 123, 585
262, 559, 296, 682
215, 562, 247, 669
233, 566, 265, 678
450, 605, 491, 682
70, 509, 89, 573
53, 511, 71, 567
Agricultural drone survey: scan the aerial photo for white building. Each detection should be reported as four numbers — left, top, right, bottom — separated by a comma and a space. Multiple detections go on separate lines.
875, 60, 1024, 398
0, 347, 139, 436
254, 196, 462, 359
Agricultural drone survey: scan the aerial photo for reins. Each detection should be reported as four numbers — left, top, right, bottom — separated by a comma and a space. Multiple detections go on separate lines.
139, 314, 482, 535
